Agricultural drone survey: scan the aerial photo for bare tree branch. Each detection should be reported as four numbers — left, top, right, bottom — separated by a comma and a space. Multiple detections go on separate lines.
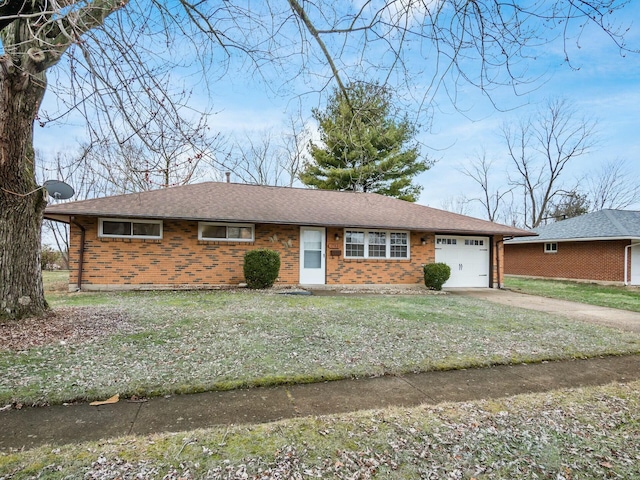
503, 97, 597, 228
587, 158, 640, 211
461, 150, 514, 222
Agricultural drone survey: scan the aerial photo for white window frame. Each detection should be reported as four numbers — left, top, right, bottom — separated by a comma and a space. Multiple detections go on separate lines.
436, 237, 458, 245
544, 242, 558, 253
98, 218, 163, 239
198, 222, 255, 242
344, 229, 410, 259
464, 239, 484, 246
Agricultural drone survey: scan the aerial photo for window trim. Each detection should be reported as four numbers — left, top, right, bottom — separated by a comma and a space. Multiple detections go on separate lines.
198, 222, 255, 242
344, 229, 410, 260
98, 217, 163, 239
544, 242, 558, 253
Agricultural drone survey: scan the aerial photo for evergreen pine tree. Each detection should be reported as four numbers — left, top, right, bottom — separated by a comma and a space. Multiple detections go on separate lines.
300, 82, 431, 202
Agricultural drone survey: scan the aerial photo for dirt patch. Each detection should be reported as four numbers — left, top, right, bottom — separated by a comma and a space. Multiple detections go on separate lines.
0, 307, 139, 351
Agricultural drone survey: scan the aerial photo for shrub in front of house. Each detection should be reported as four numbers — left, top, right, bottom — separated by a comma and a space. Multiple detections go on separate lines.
423, 262, 451, 290
243, 249, 281, 289
41, 245, 61, 271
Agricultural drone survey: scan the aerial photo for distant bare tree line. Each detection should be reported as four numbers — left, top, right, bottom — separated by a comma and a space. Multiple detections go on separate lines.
449, 98, 640, 228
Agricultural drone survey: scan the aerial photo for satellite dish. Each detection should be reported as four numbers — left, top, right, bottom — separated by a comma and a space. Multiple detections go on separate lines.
43, 180, 75, 200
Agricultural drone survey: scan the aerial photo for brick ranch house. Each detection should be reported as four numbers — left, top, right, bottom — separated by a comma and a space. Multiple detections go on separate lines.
44, 182, 531, 291
504, 209, 640, 285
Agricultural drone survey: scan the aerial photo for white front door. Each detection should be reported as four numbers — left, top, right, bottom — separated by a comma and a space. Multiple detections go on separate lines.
631, 244, 640, 286
435, 236, 490, 288
300, 227, 326, 285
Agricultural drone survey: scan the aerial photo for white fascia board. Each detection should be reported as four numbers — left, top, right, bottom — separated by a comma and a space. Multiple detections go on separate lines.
507, 236, 640, 244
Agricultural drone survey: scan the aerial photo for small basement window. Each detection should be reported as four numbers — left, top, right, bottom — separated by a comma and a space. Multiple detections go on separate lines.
544, 242, 558, 253
199, 222, 254, 241
99, 218, 162, 239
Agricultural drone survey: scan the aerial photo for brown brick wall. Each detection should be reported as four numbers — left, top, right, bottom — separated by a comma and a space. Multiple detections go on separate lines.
67, 217, 504, 289
494, 237, 505, 288
69, 218, 300, 288
325, 229, 433, 285
504, 240, 630, 282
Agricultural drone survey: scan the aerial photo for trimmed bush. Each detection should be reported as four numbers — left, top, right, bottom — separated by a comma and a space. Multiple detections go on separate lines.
243, 249, 281, 289
423, 262, 451, 290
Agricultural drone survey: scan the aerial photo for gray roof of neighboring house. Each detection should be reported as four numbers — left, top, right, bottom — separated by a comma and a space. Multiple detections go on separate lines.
505, 209, 640, 243
44, 181, 532, 237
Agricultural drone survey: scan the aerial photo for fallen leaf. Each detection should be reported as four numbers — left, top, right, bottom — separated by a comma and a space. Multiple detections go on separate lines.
90, 394, 119, 406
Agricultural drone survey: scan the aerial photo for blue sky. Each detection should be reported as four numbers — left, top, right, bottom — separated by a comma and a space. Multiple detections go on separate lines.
35, 1, 640, 221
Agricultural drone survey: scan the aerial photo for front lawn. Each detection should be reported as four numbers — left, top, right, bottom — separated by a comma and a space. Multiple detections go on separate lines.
505, 276, 640, 312
2, 381, 639, 479
2, 288, 640, 406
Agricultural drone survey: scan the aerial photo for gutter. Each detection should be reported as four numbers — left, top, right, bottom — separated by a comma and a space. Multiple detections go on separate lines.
624, 241, 640, 286
70, 216, 86, 291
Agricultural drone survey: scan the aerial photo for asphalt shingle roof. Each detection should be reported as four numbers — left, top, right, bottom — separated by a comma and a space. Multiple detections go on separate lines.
506, 209, 640, 243
44, 182, 532, 237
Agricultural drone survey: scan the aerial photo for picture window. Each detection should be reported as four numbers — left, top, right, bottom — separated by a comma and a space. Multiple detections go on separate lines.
345, 230, 409, 259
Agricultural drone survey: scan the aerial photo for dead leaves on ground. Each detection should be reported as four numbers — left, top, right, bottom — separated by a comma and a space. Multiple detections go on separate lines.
0, 307, 137, 351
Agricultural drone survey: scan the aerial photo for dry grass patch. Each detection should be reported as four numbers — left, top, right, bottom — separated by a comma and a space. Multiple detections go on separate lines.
2, 290, 640, 406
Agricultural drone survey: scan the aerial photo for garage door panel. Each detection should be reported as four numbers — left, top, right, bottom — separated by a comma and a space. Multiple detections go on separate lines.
435, 236, 490, 288
632, 244, 640, 286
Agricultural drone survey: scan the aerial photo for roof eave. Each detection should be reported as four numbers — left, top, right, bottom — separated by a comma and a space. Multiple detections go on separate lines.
506, 235, 640, 244
43, 210, 529, 236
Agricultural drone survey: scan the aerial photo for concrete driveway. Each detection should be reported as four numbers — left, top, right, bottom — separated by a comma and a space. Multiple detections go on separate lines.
452, 288, 640, 333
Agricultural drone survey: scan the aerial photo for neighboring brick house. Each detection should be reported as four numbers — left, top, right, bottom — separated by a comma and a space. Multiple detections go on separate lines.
44, 182, 531, 291
504, 209, 640, 285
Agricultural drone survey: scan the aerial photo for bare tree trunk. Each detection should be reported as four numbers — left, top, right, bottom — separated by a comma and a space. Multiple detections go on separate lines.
0, 56, 48, 320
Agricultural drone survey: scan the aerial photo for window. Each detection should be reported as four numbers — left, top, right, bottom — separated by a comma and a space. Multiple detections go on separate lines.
99, 218, 162, 239
368, 231, 387, 258
436, 238, 457, 245
544, 242, 558, 253
464, 239, 484, 246
199, 222, 254, 241
345, 231, 365, 257
345, 230, 409, 259
390, 232, 408, 258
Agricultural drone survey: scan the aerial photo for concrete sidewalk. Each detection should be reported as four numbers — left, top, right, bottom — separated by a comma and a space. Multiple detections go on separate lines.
2, 355, 640, 451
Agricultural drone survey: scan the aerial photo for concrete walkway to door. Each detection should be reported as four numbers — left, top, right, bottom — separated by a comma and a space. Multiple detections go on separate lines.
451, 288, 640, 333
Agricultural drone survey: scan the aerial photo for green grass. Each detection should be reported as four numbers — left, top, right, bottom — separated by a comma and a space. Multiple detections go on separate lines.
2, 381, 640, 479
504, 276, 640, 312
2, 288, 640, 406
42, 270, 69, 293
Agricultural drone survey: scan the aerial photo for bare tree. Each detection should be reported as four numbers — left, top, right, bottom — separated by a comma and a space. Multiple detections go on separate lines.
38, 146, 107, 268
503, 98, 598, 228
461, 151, 514, 222
282, 116, 310, 187
86, 114, 225, 194
440, 195, 472, 216
587, 158, 640, 211
221, 117, 310, 186
223, 130, 286, 186
0, 1, 636, 319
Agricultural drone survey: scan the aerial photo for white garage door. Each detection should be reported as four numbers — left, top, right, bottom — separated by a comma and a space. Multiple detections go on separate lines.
631, 244, 640, 286
435, 236, 490, 288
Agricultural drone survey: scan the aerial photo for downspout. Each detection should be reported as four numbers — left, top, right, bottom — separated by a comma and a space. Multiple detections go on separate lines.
70, 216, 86, 291
624, 241, 640, 286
